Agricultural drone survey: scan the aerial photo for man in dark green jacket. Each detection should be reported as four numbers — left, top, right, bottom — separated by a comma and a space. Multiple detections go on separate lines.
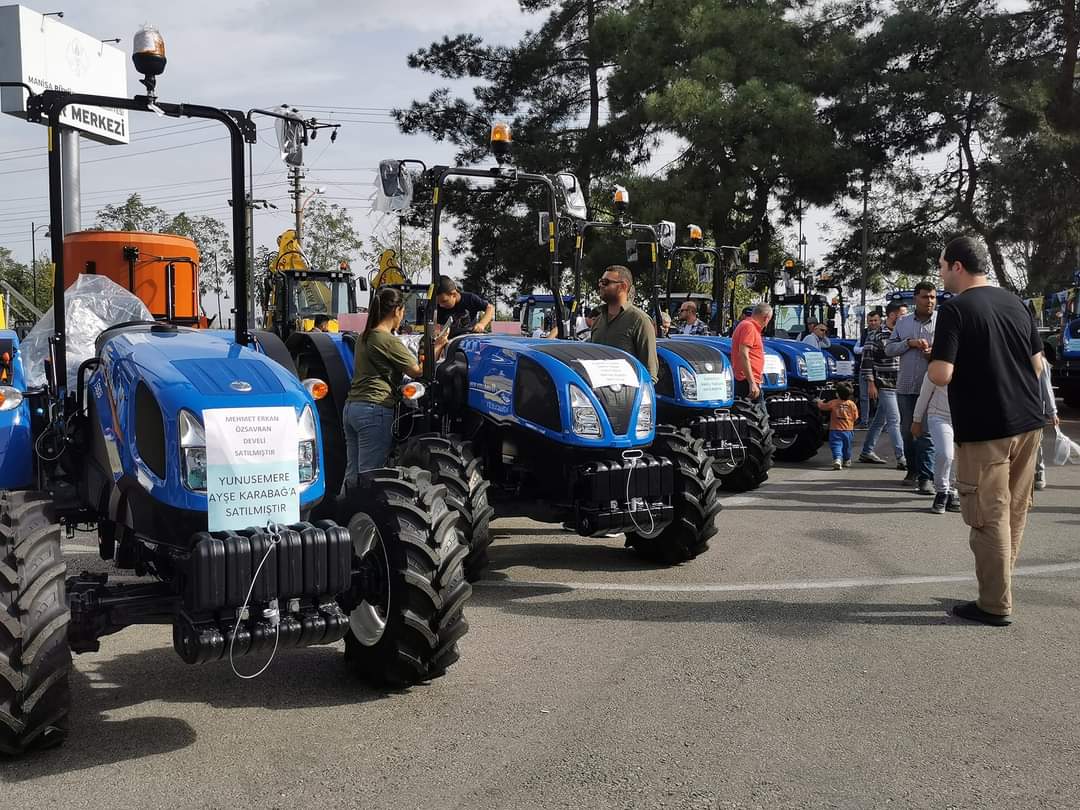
590, 265, 659, 382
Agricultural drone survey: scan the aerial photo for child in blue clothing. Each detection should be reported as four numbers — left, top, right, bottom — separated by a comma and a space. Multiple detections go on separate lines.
817, 382, 859, 470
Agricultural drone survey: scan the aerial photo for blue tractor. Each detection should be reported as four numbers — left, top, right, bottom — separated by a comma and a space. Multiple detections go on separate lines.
274, 126, 720, 578
1055, 315, 1080, 408
0, 46, 470, 756
568, 196, 762, 490
651, 224, 775, 490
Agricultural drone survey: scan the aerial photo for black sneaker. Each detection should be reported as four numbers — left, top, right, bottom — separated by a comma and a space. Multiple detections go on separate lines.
903, 470, 917, 483
896, 458, 907, 471
951, 601, 1012, 626
931, 492, 947, 514
946, 491, 961, 512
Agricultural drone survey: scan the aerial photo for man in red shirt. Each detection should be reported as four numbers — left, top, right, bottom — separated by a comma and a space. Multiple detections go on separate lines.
731, 302, 773, 401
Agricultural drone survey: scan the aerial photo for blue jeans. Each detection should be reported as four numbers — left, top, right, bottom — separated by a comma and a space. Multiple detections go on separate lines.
861, 388, 904, 459
898, 392, 935, 482
343, 400, 395, 487
858, 381, 872, 426
829, 430, 854, 462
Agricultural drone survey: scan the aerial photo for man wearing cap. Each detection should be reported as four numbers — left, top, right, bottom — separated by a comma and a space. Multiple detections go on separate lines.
929, 235, 1046, 627
731, 303, 773, 403
435, 277, 495, 336
590, 265, 658, 382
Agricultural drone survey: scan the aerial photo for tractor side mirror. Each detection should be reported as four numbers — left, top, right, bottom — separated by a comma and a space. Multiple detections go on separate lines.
356, 277, 369, 292
374, 159, 415, 212
512, 305, 522, 320
556, 172, 587, 220
537, 213, 550, 246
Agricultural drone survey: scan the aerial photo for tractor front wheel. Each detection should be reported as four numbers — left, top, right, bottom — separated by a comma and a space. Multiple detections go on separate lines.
719, 398, 775, 492
627, 426, 721, 564
332, 468, 471, 687
0, 491, 71, 757
396, 434, 494, 582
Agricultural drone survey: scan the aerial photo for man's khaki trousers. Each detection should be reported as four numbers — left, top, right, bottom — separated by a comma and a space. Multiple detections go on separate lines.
954, 429, 1042, 616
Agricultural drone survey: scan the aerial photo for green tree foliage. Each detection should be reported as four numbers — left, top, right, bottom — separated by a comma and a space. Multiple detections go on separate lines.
300, 199, 365, 276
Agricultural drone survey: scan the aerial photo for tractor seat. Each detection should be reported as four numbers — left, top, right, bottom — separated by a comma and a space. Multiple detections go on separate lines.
95, 320, 176, 355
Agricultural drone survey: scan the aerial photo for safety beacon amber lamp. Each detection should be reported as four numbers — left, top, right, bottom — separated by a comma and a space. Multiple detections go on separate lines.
132, 25, 167, 96
490, 122, 512, 165
687, 224, 703, 244
613, 185, 630, 215
302, 378, 329, 401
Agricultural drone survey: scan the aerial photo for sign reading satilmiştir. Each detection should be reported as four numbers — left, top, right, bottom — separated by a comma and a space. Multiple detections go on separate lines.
0, 4, 130, 144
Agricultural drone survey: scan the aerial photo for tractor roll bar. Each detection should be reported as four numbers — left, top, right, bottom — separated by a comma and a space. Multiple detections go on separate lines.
571, 220, 660, 328
24, 89, 257, 401
427, 166, 563, 381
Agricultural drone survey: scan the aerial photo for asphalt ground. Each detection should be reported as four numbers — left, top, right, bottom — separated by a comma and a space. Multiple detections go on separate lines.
3, 405, 1079, 809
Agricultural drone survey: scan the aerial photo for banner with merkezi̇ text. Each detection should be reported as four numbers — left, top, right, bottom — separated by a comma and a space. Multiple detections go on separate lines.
204, 407, 299, 532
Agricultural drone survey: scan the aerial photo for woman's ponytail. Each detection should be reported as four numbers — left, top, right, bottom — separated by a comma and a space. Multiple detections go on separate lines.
363, 286, 405, 342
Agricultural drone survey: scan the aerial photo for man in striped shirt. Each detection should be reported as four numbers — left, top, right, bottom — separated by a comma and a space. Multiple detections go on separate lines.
858, 301, 908, 466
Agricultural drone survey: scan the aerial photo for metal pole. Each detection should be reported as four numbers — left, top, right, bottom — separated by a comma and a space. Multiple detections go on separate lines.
292, 166, 303, 240
30, 222, 37, 309
860, 172, 869, 317
249, 142, 257, 327
59, 128, 81, 234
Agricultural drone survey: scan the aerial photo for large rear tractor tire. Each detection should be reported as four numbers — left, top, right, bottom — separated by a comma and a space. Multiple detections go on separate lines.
773, 421, 824, 463
396, 434, 494, 582
719, 398, 775, 492
333, 468, 471, 687
0, 492, 71, 757
627, 426, 722, 564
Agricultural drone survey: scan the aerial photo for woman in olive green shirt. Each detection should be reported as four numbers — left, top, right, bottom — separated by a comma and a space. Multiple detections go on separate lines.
343, 287, 447, 485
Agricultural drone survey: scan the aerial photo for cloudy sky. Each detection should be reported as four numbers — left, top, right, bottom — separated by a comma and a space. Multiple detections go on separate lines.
0, 0, 829, 316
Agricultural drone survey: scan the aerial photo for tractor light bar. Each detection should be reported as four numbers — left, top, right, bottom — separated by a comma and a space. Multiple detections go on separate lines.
303, 378, 329, 400
298, 406, 319, 487
635, 386, 653, 439
687, 224, 703, 243
678, 367, 698, 401
178, 409, 208, 492
569, 385, 602, 437
490, 122, 512, 165
0, 386, 24, 412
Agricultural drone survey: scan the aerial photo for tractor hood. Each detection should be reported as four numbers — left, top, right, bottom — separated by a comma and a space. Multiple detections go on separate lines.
655, 338, 734, 407
764, 338, 830, 383
453, 335, 655, 447
92, 325, 324, 514
684, 336, 788, 392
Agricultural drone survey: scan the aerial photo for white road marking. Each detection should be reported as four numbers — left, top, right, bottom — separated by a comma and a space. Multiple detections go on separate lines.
476, 562, 1080, 594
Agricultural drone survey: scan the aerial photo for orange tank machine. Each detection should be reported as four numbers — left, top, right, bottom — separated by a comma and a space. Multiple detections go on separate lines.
62, 231, 201, 325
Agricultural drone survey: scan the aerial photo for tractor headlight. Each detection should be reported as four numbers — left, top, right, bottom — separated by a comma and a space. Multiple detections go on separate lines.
298, 405, 319, 487
0, 386, 24, 412
569, 385, 602, 437
678, 367, 698, 401
178, 409, 207, 492
636, 386, 653, 439
796, 356, 807, 378
723, 366, 735, 397
825, 354, 837, 374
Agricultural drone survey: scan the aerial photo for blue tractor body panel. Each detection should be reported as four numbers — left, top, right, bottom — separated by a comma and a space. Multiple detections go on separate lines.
654, 338, 735, 410
764, 339, 831, 386
452, 335, 655, 449
90, 327, 325, 515
0, 330, 34, 490
1054, 317, 1080, 394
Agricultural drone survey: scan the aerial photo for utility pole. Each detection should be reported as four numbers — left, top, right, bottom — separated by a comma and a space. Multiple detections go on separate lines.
229, 194, 275, 327
291, 165, 304, 240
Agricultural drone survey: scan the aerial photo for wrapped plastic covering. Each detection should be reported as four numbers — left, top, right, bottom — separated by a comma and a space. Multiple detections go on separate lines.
22, 274, 154, 391
373, 160, 414, 213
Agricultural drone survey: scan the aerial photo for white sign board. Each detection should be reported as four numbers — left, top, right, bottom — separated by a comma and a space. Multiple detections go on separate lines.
0, 5, 130, 144
697, 263, 711, 285
578, 359, 640, 389
695, 373, 730, 402
204, 407, 299, 532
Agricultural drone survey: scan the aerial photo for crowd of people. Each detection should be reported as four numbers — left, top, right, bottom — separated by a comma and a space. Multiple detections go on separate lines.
340, 235, 1060, 628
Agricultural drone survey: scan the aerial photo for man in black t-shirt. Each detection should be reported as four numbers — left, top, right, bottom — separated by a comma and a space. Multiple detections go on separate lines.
435, 277, 495, 336
928, 236, 1045, 627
